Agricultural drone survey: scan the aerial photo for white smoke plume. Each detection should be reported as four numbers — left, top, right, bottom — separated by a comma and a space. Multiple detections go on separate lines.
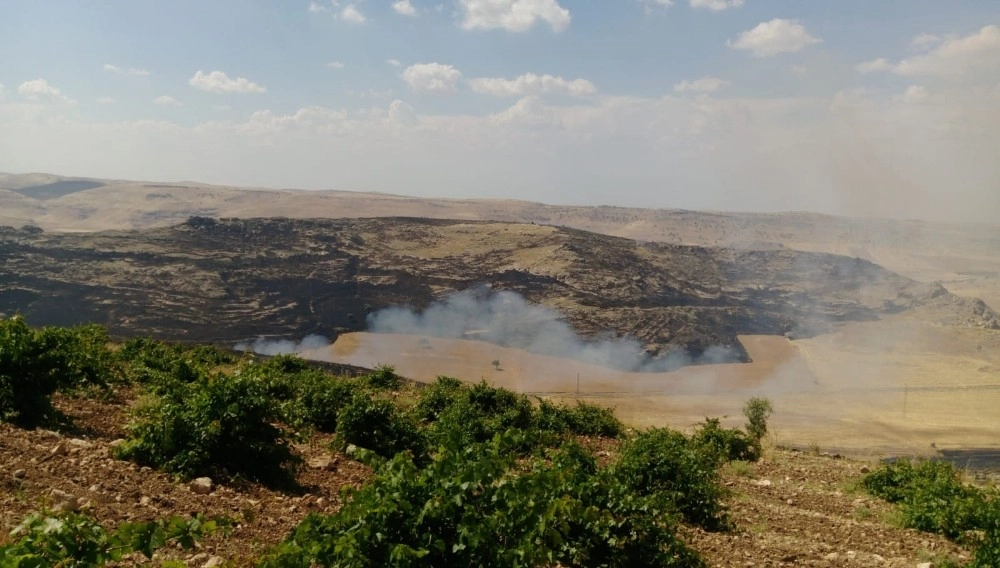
366, 287, 737, 372
235, 334, 330, 355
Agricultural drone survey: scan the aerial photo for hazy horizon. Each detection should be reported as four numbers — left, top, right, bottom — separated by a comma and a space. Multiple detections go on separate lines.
1, 1, 998, 223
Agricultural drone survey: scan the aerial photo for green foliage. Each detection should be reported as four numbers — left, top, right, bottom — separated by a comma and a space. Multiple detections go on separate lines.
0, 317, 115, 426
537, 399, 624, 438
115, 337, 235, 386
742, 397, 773, 444
251, 357, 356, 433
115, 371, 299, 485
863, 458, 1000, 564
336, 393, 425, 460
0, 511, 222, 567
261, 433, 703, 568
613, 428, 729, 531
363, 364, 403, 391
691, 418, 759, 463
411, 376, 465, 422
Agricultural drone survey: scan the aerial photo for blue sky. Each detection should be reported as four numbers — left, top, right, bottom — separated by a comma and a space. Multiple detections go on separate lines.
1, 1, 998, 222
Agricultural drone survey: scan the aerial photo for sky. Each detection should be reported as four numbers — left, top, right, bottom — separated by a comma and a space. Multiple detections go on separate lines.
0, 1, 998, 222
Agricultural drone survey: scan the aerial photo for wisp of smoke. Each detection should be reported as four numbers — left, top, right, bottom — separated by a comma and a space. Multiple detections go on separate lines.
235, 334, 330, 356
366, 287, 736, 372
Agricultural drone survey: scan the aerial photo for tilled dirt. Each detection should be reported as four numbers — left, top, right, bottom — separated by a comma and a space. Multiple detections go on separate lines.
0, 393, 971, 567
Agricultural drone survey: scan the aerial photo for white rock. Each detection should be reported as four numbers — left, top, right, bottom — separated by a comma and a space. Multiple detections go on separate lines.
916, 563, 932, 568
203, 555, 225, 567
753, 479, 772, 487
307, 455, 338, 471
189, 477, 214, 495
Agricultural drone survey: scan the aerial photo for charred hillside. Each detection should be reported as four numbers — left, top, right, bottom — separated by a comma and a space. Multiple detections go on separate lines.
0, 217, 993, 365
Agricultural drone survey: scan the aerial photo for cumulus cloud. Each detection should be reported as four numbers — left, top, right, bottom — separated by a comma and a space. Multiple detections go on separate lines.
458, 0, 571, 33
340, 4, 366, 23
894, 25, 1000, 77
393, 0, 416, 16
728, 19, 821, 57
153, 95, 183, 106
910, 33, 942, 51
386, 58, 402, 67
689, 0, 743, 11
674, 77, 730, 93
103, 64, 150, 76
856, 58, 891, 73
18, 79, 75, 104
469, 73, 596, 97
327, 60, 346, 69
189, 70, 266, 94
402, 62, 462, 93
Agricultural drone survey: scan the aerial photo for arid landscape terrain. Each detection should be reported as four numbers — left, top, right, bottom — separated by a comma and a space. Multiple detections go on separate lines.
2, 172, 999, 461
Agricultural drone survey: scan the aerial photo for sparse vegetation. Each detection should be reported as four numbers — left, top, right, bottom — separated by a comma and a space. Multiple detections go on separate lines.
862, 459, 1000, 565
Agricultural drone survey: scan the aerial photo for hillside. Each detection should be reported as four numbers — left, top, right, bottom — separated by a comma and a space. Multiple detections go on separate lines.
2, 217, 994, 370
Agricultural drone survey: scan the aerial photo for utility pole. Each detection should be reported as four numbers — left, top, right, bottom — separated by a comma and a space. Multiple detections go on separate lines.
576, 373, 580, 396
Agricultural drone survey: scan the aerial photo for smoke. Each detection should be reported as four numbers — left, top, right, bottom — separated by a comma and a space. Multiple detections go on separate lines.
366, 287, 737, 372
235, 334, 330, 356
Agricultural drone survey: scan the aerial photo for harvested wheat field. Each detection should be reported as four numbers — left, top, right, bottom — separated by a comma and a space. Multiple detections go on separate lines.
321, 316, 1000, 463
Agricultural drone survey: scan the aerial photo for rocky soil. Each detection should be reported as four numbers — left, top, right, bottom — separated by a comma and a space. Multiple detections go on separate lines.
1, 217, 995, 370
0, 392, 971, 567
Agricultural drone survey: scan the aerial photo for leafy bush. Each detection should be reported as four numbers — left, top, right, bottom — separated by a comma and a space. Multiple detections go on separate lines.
115, 372, 299, 485
362, 364, 403, 391
971, 500, 1000, 567
115, 338, 235, 386
742, 397, 773, 445
862, 459, 985, 539
613, 428, 729, 531
537, 399, 624, 438
0, 317, 115, 426
0, 511, 222, 567
411, 376, 465, 422
336, 393, 425, 460
691, 418, 759, 463
427, 381, 537, 449
261, 433, 703, 568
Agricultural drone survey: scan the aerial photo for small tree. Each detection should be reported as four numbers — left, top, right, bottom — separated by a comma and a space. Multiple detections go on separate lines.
743, 397, 773, 445
491, 359, 501, 371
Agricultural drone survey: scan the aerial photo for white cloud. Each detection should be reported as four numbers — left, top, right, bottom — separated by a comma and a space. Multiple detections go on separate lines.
327, 60, 346, 69
458, 0, 570, 33
393, 0, 417, 16
674, 77, 730, 93
386, 58, 402, 67
340, 4, 366, 23
96, 97, 117, 104
402, 62, 462, 93
689, 0, 743, 11
856, 58, 891, 74
153, 95, 183, 106
18, 79, 75, 104
894, 25, 1000, 77
189, 70, 266, 94
910, 33, 942, 51
728, 19, 821, 57
308, 1, 330, 13
640, 0, 673, 10
469, 73, 596, 97
104, 63, 150, 76
897, 85, 930, 104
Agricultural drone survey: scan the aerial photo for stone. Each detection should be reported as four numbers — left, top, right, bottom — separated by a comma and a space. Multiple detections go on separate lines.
754, 479, 772, 487
50, 489, 81, 512
823, 552, 839, 561
916, 563, 932, 568
203, 555, 225, 568
139, 496, 152, 506
189, 477, 214, 495
307, 455, 338, 471
13, 469, 26, 479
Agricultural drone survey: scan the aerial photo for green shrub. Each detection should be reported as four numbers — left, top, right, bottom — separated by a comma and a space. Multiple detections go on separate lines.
363, 364, 403, 391
261, 433, 703, 568
115, 372, 299, 485
691, 418, 759, 463
411, 376, 465, 422
0, 511, 222, 567
742, 397, 773, 445
0, 318, 115, 426
336, 393, 425, 460
427, 382, 537, 450
862, 459, 987, 539
613, 428, 729, 531
971, 500, 1000, 567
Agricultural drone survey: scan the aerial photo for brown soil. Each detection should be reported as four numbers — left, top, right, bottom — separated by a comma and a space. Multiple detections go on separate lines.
0, 392, 973, 567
